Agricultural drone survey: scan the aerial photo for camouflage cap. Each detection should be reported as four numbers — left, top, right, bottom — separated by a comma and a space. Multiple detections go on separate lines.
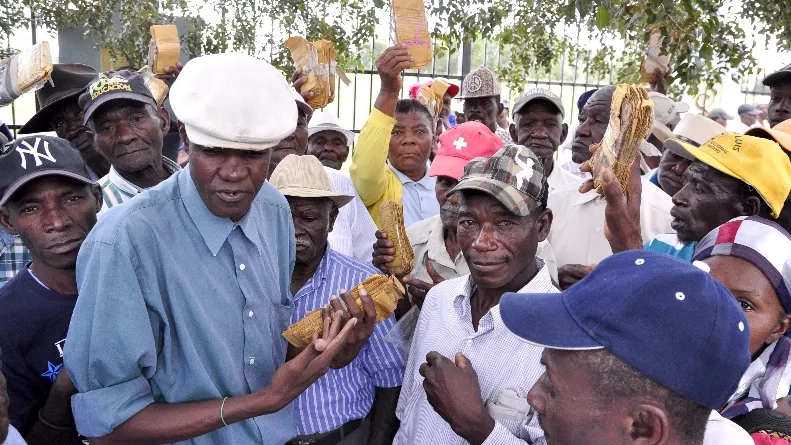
448, 144, 548, 217
457, 67, 502, 100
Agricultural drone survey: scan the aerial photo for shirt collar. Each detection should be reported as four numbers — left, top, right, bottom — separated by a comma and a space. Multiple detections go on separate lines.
178, 166, 259, 256
425, 217, 458, 269
108, 156, 182, 196
294, 248, 334, 300
388, 161, 435, 189
0, 228, 14, 249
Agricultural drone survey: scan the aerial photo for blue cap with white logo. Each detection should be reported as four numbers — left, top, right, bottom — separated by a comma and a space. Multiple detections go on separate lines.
501, 250, 751, 410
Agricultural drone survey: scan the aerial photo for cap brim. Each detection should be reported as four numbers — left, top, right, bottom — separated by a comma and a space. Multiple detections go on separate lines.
307, 127, 355, 146
0, 170, 95, 206
446, 84, 460, 98
500, 292, 604, 350
83, 92, 156, 125
675, 102, 691, 113
278, 187, 353, 208
651, 122, 674, 142
449, 176, 530, 217
663, 138, 697, 161
746, 127, 791, 152
427, 155, 468, 180
18, 89, 85, 134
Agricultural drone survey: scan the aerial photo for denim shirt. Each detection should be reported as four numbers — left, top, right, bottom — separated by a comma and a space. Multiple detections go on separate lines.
65, 168, 297, 444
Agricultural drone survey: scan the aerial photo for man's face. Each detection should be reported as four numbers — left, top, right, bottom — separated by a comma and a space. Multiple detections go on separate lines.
514, 101, 567, 161
463, 96, 500, 133
189, 144, 270, 222
657, 150, 691, 197
741, 113, 758, 126
90, 100, 167, 175
457, 191, 549, 289
50, 99, 93, 155
528, 349, 622, 445
714, 118, 727, 127
389, 112, 434, 177
435, 176, 459, 230
288, 197, 336, 265
671, 161, 751, 244
269, 109, 308, 177
705, 255, 788, 360
768, 81, 791, 128
572, 89, 613, 164
440, 93, 452, 120
0, 177, 101, 271
307, 130, 349, 170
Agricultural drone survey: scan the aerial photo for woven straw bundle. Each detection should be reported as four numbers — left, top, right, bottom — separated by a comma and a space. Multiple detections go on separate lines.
590, 84, 654, 198
283, 275, 406, 348
379, 200, 414, 277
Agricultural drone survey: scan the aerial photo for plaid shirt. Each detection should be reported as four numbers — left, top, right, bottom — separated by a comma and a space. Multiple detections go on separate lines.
0, 230, 31, 286
98, 156, 181, 216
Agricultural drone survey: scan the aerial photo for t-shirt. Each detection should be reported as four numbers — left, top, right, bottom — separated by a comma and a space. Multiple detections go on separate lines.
644, 233, 697, 262
0, 269, 76, 434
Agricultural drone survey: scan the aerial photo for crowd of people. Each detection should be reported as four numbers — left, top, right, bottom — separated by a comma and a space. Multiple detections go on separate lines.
0, 38, 790, 445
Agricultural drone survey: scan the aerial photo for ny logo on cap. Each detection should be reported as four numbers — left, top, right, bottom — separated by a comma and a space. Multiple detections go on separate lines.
16, 138, 56, 169
513, 146, 535, 189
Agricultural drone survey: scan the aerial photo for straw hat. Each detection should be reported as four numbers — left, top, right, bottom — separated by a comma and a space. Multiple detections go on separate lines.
270, 154, 353, 207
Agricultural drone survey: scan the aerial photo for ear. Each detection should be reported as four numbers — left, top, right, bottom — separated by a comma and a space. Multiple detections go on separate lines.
158, 106, 171, 137
90, 184, 104, 214
178, 122, 190, 153
509, 123, 518, 144
0, 206, 17, 235
561, 123, 569, 143
328, 203, 339, 234
742, 195, 763, 216
536, 208, 553, 242
768, 314, 791, 345
629, 404, 670, 445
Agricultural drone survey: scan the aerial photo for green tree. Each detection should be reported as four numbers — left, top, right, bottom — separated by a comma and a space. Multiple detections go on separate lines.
3, 0, 790, 95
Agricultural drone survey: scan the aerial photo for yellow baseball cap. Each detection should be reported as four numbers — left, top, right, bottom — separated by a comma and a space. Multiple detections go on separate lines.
681, 133, 791, 217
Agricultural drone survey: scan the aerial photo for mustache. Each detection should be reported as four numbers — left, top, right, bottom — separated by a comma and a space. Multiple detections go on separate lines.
441, 201, 459, 215
295, 237, 312, 248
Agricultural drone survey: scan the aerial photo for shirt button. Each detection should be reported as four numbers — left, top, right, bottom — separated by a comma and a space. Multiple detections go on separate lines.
248, 311, 254, 318
249, 358, 255, 365
595, 228, 601, 233
239, 264, 246, 271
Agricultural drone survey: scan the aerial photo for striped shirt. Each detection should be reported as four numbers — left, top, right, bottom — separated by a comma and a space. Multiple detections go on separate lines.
97, 156, 181, 215
324, 167, 378, 264
292, 248, 405, 435
0, 230, 31, 287
394, 260, 557, 445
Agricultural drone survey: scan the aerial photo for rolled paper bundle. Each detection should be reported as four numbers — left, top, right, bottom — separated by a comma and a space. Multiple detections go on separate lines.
148, 25, 180, 75
392, 0, 432, 69
0, 41, 53, 107
137, 66, 169, 106
284, 37, 340, 109
379, 200, 414, 277
283, 275, 406, 348
639, 30, 670, 83
590, 84, 654, 198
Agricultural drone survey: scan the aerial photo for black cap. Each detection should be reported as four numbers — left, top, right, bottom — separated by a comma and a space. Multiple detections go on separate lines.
763, 63, 791, 87
0, 135, 95, 206
78, 69, 156, 125
18, 63, 98, 134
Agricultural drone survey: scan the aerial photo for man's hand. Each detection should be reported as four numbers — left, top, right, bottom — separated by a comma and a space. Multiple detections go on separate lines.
376, 45, 413, 94
557, 264, 592, 290
372, 230, 396, 274
268, 311, 357, 410
420, 352, 494, 445
291, 69, 315, 103
327, 288, 377, 368
649, 68, 669, 95
155, 63, 183, 88
402, 262, 444, 309
579, 141, 644, 254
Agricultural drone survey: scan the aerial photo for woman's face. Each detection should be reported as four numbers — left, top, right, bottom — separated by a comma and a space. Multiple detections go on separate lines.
704, 255, 791, 360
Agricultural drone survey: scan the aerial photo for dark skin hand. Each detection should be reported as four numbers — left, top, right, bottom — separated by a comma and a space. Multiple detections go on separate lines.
155, 63, 183, 88
24, 369, 80, 445
367, 386, 401, 445
326, 288, 377, 369
648, 68, 669, 95
557, 264, 592, 290
402, 262, 445, 309
419, 352, 494, 445
292, 69, 317, 103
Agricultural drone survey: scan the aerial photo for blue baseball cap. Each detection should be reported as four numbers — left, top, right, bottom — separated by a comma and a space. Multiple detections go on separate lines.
501, 250, 751, 410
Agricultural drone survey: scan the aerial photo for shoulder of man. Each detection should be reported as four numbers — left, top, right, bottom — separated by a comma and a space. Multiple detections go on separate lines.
327, 249, 380, 277
406, 215, 440, 246
422, 275, 470, 311
256, 180, 290, 210
639, 176, 673, 214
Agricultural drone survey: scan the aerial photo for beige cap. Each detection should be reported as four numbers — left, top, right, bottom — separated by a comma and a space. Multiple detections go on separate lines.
270, 154, 353, 207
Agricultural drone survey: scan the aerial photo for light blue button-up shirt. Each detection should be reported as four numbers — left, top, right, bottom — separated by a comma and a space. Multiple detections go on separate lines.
65, 167, 297, 444
389, 163, 439, 227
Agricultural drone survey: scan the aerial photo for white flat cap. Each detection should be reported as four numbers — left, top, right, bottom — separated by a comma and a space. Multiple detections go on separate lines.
170, 53, 297, 151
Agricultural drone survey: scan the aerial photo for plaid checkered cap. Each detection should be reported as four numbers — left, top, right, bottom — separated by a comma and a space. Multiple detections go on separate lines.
694, 216, 791, 313
448, 144, 547, 217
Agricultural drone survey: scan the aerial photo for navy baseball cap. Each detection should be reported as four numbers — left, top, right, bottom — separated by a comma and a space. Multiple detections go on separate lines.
501, 250, 751, 410
0, 135, 95, 206
78, 69, 156, 125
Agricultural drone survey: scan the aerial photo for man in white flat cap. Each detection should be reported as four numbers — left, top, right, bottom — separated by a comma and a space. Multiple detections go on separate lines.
64, 53, 376, 445
307, 111, 356, 170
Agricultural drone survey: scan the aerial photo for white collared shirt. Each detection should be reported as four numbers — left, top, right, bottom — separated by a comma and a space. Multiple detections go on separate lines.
323, 167, 378, 264
547, 177, 674, 267
703, 411, 753, 445
394, 261, 557, 445
546, 161, 583, 193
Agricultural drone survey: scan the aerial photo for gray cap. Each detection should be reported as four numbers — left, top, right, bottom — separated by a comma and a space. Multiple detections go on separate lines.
708, 108, 734, 121
738, 104, 762, 116
512, 88, 565, 118
457, 67, 502, 100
